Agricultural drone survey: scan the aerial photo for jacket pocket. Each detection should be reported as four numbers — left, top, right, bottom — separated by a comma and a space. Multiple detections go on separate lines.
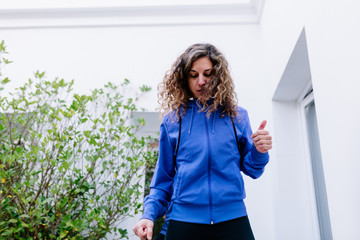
231, 161, 244, 196
173, 163, 186, 200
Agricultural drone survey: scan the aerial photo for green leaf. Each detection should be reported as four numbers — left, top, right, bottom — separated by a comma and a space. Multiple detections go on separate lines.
60, 231, 67, 239
83, 130, 91, 138
74, 94, 81, 102
121, 78, 130, 86
19, 214, 30, 219
35, 70, 46, 79
89, 137, 97, 145
2, 58, 13, 64
42, 197, 53, 205
140, 85, 151, 92
80, 118, 88, 123
0, 40, 6, 51
109, 112, 114, 125
62, 161, 70, 171
9, 219, 17, 223
1, 77, 10, 85
21, 222, 29, 228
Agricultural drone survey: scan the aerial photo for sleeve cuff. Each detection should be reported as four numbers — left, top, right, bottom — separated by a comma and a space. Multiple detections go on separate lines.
142, 188, 170, 221
250, 145, 269, 164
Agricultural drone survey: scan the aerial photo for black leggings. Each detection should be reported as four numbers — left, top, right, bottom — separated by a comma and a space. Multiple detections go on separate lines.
164, 216, 255, 240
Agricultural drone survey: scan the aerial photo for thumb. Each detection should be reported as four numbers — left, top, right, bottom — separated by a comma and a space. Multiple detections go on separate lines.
146, 224, 153, 240
258, 120, 267, 130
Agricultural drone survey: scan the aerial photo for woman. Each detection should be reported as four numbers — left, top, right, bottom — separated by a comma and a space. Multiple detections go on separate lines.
133, 43, 272, 240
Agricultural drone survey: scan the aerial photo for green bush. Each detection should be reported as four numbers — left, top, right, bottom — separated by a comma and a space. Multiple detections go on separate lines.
0, 40, 157, 239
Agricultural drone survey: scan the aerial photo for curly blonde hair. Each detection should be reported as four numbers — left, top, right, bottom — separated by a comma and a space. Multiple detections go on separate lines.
158, 43, 238, 119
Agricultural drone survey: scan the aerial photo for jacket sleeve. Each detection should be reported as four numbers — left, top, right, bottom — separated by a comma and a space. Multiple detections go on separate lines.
238, 109, 269, 179
141, 119, 176, 222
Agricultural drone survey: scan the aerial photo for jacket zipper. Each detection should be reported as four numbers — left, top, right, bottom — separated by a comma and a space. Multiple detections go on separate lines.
204, 115, 214, 224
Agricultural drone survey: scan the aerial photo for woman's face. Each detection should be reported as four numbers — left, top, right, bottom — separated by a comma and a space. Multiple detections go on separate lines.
187, 56, 213, 99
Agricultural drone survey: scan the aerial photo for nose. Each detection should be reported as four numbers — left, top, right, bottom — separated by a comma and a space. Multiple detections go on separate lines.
198, 75, 207, 86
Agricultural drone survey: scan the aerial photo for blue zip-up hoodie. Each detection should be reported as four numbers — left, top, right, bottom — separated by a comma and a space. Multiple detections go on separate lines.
142, 100, 269, 224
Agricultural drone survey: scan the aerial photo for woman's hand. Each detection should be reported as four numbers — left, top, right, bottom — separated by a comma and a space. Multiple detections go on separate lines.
251, 120, 272, 153
133, 219, 154, 240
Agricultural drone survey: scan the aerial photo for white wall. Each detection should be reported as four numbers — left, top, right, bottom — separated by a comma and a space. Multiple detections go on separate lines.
261, 0, 360, 239
1, 25, 268, 111
0, 6, 275, 240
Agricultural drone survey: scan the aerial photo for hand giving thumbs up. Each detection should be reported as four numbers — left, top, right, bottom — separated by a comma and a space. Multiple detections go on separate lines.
251, 120, 272, 153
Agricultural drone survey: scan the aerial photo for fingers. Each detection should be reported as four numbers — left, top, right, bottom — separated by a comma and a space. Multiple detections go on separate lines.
253, 139, 272, 153
133, 224, 147, 240
252, 134, 272, 143
254, 142, 272, 153
133, 219, 154, 240
251, 130, 269, 139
